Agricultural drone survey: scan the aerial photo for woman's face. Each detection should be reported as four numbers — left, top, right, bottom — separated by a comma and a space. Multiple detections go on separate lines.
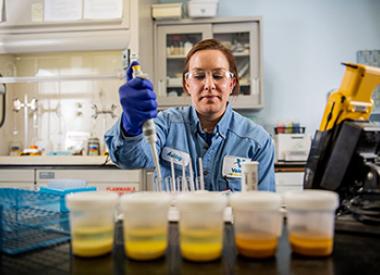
185, 49, 236, 119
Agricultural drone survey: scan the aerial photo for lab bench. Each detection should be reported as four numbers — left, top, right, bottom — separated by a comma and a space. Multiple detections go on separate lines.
1, 221, 379, 275
275, 161, 306, 173
0, 159, 305, 193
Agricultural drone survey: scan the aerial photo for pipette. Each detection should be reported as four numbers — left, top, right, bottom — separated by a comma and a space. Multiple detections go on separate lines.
130, 54, 162, 191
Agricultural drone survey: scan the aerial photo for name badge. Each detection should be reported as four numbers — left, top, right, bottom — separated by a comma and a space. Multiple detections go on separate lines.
222, 156, 250, 178
162, 147, 190, 166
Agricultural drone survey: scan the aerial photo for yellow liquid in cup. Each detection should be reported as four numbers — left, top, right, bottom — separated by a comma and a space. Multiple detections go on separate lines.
180, 228, 223, 262
235, 232, 278, 258
125, 227, 167, 260
289, 233, 333, 256
72, 225, 114, 257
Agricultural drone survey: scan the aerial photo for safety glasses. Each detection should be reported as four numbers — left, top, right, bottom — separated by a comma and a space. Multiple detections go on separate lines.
184, 69, 234, 84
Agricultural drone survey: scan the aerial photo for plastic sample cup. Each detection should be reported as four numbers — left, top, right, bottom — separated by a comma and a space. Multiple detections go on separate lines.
66, 191, 119, 257
230, 191, 283, 258
283, 190, 339, 257
120, 192, 172, 261
176, 191, 228, 262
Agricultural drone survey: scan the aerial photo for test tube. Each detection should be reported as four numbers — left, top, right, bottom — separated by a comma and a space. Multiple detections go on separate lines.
181, 159, 188, 192
170, 158, 176, 192
198, 158, 205, 190
164, 177, 170, 192
188, 159, 195, 191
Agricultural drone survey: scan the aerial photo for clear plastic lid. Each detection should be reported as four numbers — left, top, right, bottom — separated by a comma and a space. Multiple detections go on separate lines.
175, 191, 227, 212
120, 192, 172, 211
230, 191, 282, 210
66, 191, 119, 210
48, 179, 87, 189
283, 190, 339, 210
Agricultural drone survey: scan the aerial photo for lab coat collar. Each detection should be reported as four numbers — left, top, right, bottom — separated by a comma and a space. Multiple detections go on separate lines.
190, 103, 232, 139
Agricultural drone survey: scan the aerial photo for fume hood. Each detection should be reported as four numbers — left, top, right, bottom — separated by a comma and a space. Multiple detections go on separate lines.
0, 0, 142, 54
0, 0, 156, 156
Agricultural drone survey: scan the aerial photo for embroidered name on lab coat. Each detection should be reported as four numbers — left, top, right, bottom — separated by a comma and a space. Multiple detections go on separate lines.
162, 147, 190, 166
222, 156, 250, 178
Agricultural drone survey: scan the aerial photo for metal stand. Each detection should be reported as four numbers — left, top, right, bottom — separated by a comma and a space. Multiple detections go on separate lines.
91, 104, 117, 119
13, 95, 38, 149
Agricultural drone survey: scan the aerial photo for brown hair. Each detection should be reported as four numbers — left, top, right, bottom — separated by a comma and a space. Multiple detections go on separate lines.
182, 38, 240, 95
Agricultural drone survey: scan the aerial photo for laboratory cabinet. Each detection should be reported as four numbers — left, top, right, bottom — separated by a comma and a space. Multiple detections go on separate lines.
0, 166, 149, 192
154, 17, 263, 110
0, 0, 130, 31
0, 0, 129, 53
0, 168, 35, 189
0, 0, 154, 57
36, 168, 145, 192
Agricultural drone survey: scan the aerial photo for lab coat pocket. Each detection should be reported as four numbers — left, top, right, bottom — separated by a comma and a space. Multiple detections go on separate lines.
162, 147, 190, 166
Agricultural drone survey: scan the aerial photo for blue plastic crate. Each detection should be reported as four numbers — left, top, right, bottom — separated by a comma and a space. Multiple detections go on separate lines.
0, 188, 71, 255
39, 186, 97, 212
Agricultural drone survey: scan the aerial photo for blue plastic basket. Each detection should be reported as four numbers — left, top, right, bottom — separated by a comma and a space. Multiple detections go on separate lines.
0, 188, 71, 255
39, 186, 97, 212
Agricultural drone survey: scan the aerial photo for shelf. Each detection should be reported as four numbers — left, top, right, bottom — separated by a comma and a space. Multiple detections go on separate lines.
239, 79, 250, 86
167, 55, 187, 59
0, 156, 111, 166
0, 73, 124, 84
167, 77, 182, 87
233, 52, 249, 57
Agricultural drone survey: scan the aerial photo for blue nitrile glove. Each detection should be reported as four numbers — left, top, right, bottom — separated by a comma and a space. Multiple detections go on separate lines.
119, 61, 157, 136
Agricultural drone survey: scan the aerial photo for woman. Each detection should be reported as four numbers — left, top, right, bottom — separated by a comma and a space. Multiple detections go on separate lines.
105, 39, 275, 191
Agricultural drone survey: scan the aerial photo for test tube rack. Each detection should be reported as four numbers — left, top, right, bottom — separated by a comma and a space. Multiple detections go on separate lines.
0, 188, 70, 255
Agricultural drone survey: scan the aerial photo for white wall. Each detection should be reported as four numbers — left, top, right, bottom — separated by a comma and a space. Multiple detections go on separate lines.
162, 0, 380, 133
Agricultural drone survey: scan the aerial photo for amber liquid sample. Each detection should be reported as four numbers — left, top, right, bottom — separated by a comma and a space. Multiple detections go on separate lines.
235, 232, 278, 258
289, 233, 333, 256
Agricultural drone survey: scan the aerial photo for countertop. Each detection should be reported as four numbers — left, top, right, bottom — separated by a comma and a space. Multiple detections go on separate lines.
0, 156, 305, 169
1, 221, 379, 275
274, 161, 306, 172
0, 156, 112, 166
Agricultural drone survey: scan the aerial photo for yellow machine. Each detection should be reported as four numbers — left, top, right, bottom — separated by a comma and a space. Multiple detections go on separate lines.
320, 63, 380, 131
305, 63, 380, 226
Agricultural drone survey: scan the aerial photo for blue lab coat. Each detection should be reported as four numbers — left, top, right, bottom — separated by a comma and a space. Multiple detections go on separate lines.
105, 104, 275, 191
